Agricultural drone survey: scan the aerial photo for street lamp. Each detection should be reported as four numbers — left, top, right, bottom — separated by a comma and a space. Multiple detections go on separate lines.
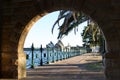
40, 45, 43, 66
47, 47, 49, 64
31, 43, 34, 68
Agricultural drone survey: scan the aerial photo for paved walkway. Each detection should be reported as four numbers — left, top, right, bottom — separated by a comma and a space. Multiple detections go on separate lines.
25, 53, 105, 80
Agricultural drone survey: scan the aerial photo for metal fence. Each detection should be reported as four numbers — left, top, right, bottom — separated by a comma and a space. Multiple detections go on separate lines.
24, 45, 87, 68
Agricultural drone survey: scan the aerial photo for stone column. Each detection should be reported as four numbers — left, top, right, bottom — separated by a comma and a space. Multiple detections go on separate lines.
104, 53, 120, 80
0, 28, 18, 78
1, 44, 26, 79
18, 49, 26, 79
102, 21, 120, 80
0, 13, 26, 79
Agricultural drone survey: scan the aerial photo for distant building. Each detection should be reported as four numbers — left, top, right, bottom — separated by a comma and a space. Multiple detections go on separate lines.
55, 40, 64, 51
46, 41, 54, 48
64, 43, 71, 52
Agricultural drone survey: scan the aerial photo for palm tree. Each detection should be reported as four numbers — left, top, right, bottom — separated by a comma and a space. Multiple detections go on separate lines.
52, 10, 89, 39
81, 21, 105, 53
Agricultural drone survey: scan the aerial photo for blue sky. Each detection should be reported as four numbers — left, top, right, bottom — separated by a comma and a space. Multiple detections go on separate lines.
24, 11, 87, 48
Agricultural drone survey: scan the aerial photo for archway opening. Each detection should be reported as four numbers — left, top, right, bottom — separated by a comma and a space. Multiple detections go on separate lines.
18, 10, 105, 79
23, 11, 88, 67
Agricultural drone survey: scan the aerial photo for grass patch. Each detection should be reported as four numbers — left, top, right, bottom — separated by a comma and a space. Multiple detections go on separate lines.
86, 61, 103, 71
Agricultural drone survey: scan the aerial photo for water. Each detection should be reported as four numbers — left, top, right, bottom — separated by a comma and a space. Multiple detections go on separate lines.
24, 48, 87, 68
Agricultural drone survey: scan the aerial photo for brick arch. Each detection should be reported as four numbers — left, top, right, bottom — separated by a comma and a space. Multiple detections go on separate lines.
1, 0, 120, 80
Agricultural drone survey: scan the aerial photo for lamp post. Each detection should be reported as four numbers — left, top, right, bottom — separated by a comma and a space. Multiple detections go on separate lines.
40, 45, 43, 66
47, 47, 49, 64
31, 43, 34, 68
57, 48, 58, 61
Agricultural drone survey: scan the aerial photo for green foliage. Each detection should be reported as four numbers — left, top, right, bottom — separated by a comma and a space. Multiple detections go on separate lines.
81, 22, 104, 48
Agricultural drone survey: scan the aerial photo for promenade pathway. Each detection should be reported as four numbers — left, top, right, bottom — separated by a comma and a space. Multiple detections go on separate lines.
25, 53, 105, 80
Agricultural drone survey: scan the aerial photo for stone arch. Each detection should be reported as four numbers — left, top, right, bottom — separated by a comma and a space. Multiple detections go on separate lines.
18, 3, 104, 80
1, 0, 120, 80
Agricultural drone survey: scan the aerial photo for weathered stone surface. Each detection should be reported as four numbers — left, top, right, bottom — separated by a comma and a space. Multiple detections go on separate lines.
105, 57, 120, 80
0, 0, 120, 80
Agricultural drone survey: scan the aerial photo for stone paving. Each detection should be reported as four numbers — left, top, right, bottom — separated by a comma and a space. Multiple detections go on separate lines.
24, 53, 105, 80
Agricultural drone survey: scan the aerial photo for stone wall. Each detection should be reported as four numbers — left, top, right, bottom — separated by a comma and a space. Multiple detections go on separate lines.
0, 0, 120, 79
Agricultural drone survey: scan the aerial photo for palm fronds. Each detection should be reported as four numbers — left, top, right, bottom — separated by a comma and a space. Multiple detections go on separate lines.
52, 10, 89, 39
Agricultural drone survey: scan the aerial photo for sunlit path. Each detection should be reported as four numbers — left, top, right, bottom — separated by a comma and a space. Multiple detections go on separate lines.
24, 53, 105, 80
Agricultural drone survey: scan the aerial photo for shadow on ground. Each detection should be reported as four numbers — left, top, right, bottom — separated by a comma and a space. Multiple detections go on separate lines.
23, 53, 105, 80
